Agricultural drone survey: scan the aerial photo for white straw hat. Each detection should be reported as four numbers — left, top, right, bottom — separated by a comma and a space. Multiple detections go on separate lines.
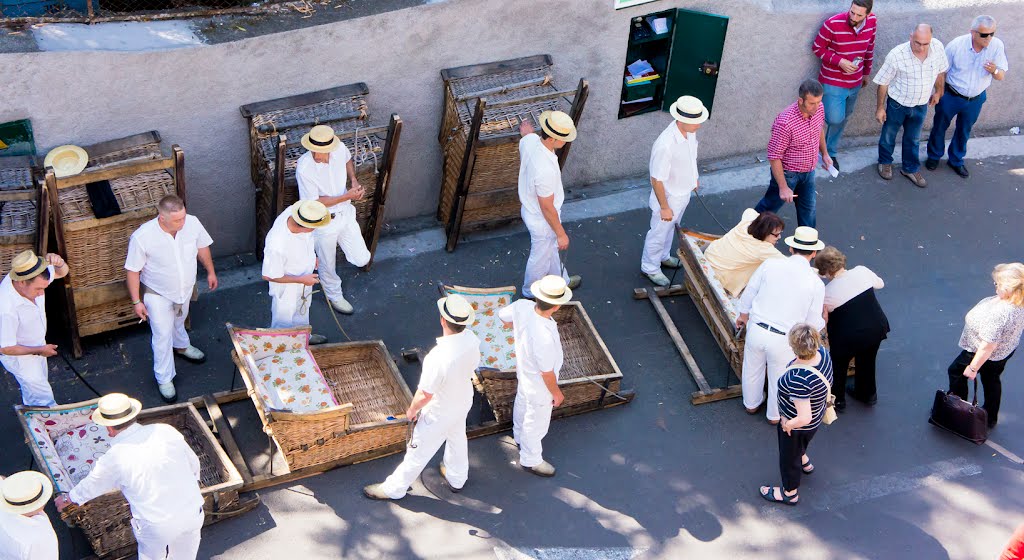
0, 471, 53, 515
300, 125, 341, 154
290, 200, 332, 229
530, 275, 573, 305
785, 226, 825, 251
9, 250, 48, 282
437, 293, 475, 326
669, 96, 709, 124
538, 111, 577, 142
91, 393, 143, 427
43, 145, 89, 178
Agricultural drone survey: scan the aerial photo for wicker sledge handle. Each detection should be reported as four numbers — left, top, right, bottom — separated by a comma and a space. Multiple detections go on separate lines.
454, 75, 552, 102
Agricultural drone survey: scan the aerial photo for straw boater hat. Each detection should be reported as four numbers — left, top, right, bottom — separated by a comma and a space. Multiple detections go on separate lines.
538, 111, 577, 143
10, 250, 48, 282
785, 226, 825, 251
91, 393, 143, 427
301, 125, 341, 154
437, 293, 475, 326
669, 96, 709, 125
290, 200, 332, 229
43, 144, 89, 178
530, 275, 573, 306
0, 471, 53, 515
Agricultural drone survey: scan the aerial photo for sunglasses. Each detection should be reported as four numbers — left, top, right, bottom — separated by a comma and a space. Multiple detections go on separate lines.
976, 31, 996, 38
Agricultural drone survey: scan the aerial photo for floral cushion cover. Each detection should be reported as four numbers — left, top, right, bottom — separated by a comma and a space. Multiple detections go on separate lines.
682, 233, 741, 325
23, 405, 111, 492
234, 330, 338, 413
445, 287, 516, 371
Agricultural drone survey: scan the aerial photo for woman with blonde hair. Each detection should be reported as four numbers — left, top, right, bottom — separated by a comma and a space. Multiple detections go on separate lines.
948, 263, 1024, 428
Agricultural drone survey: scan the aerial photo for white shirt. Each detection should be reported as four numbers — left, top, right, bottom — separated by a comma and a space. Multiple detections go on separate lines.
498, 300, 563, 400
261, 210, 316, 297
824, 265, 884, 312
738, 255, 826, 332
649, 122, 698, 198
295, 146, 353, 214
0, 510, 58, 560
418, 330, 481, 415
124, 216, 213, 304
873, 39, 949, 107
69, 423, 203, 527
944, 34, 1008, 98
0, 267, 54, 348
517, 134, 564, 225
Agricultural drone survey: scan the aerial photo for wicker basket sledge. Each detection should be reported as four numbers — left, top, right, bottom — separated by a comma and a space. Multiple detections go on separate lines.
240, 84, 403, 261
227, 324, 414, 472
441, 285, 624, 424
0, 155, 48, 274
43, 131, 184, 358
437, 55, 591, 251
15, 400, 245, 559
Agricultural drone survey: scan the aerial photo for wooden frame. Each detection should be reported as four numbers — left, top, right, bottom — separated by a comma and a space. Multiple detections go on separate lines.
0, 155, 49, 271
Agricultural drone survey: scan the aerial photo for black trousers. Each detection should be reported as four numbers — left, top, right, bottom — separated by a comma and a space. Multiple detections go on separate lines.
947, 349, 1014, 427
777, 424, 817, 492
832, 338, 883, 405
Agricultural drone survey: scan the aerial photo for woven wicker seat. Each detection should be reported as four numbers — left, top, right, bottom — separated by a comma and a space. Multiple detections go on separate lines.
16, 400, 244, 558
437, 55, 590, 251
0, 155, 47, 275
228, 324, 414, 471
240, 84, 403, 261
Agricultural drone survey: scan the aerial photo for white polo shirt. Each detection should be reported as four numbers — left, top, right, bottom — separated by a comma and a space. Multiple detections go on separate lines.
295, 145, 354, 215
650, 122, 699, 198
873, 39, 949, 107
737, 255, 826, 333
261, 210, 316, 297
517, 134, 563, 225
124, 216, 213, 304
0, 267, 54, 349
498, 299, 563, 400
418, 329, 481, 415
69, 423, 203, 527
0, 510, 58, 560
944, 33, 1008, 98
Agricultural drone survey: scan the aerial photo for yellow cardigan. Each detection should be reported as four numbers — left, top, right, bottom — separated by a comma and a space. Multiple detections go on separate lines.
703, 209, 785, 297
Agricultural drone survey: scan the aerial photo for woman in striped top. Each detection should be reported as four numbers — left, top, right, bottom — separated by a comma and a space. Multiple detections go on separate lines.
760, 324, 833, 506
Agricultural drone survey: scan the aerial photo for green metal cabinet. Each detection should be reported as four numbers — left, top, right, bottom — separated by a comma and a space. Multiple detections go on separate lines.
0, 119, 35, 157
662, 8, 729, 115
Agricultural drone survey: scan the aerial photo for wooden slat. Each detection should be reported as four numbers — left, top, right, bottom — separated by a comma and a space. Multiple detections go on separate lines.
632, 285, 687, 300
54, 157, 173, 189
69, 281, 129, 308
202, 395, 254, 486
0, 234, 35, 245
441, 54, 553, 81
254, 110, 366, 134
558, 78, 590, 170
486, 88, 579, 110
362, 114, 403, 270
691, 384, 743, 405
445, 97, 487, 252
83, 131, 161, 159
62, 207, 155, 233
0, 190, 37, 201
239, 83, 370, 118
645, 287, 713, 396
0, 154, 35, 169
45, 168, 83, 358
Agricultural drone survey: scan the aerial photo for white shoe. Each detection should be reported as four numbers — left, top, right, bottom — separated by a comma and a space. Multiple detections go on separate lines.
661, 257, 682, 269
174, 345, 206, 363
645, 271, 670, 287
309, 334, 328, 345
329, 296, 354, 315
522, 460, 556, 477
158, 382, 177, 403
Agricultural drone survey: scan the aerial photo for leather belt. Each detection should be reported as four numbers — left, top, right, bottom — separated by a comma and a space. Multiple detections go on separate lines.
947, 84, 983, 102
756, 322, 786, 335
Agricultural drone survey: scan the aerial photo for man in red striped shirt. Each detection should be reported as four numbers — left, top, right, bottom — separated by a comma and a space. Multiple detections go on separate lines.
754, 80, 832, 229
812, 0, 877, 170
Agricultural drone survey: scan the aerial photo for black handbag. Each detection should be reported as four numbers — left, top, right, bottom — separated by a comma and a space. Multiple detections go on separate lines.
928, 378, 988, 444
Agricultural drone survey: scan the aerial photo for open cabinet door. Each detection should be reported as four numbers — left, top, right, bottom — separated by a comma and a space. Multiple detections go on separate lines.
662, 8, 730, 115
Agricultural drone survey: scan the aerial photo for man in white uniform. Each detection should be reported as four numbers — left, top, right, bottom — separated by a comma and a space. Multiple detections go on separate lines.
364, 294, 480, 500
0, 470, 58, 560
126, 195, 217, 402
262, 200, 332, 344
499, 275, 571, 477
56, 393, 204, 560
517, 111, 581, 299
296, 124, 371, 315
641, 96, 708, 287
735, 227, 826, 422
0, 250, 68, 407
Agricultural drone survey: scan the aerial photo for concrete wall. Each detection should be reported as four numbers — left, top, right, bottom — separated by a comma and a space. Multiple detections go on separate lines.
2, 0, 1021, 256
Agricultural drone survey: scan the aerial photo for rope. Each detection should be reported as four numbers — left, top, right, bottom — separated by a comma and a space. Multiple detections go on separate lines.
57, 350, 103, 398
694, 190, 730, 233
316, 288, 353, 342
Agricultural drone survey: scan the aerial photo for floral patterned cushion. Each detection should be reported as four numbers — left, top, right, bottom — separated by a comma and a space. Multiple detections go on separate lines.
22, 404, 104, 492
682, 232, 741, 325
53, 424, 111, 486
445, 287, 516, 371
233, 329, 338, 413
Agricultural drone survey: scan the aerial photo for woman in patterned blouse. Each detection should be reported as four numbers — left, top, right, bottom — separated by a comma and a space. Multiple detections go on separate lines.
948, 263, 1024, 428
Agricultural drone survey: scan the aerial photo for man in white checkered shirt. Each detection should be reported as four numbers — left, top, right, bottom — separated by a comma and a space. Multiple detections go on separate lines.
873, 23, 948, 188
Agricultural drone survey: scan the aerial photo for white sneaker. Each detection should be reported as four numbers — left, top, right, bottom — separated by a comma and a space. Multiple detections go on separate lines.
158, 382, 177, 403
661, 257, 682, 269
645, 271, 670, 287
522, 460, 556, 477
174, 345, 206, 363
329, 296, 354, 315
309, 334, 328, 345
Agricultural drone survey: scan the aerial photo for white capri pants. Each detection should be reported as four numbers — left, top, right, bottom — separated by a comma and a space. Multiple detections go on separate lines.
379, 406, 471, 499
133, 507, 204, 560
1, 354, 55, 407
144, 292, 191, 385
513, 392, 554, 468
741, 322, 796, 421
522, 215, 569, 299
640, 191, 691, 275
270, 284, 312, 329
313, 206, 371, 302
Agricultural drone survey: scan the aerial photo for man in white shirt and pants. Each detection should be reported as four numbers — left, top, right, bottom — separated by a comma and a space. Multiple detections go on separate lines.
295, 124, 371, 315
0, 250, 68, 407
126, 195, 217, 403
736, 227, 826, 423
0, 471, 58, 560
56, 393, 205, 560
517, 111, 581, 299
499, 275, 571, 477
364, 294, 481, 500
262, 200, 332, 344
642, 96, 708, 287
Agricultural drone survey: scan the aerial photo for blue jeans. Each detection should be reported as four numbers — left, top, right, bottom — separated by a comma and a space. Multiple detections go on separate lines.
754, 169, 816, 228
877, 96, 927, 173
822, 83, 861, 157
926, 89, 986, 167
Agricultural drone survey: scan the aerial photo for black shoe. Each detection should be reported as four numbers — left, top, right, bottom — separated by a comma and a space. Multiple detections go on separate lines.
924, 159, 939, 171
947, 161, 969, 178
831, 157, 840, 171
835, 400, 847, 413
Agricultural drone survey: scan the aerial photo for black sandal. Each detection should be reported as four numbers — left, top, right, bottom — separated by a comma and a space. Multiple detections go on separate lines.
759, 486, 799, 506
802, 460, 814, 475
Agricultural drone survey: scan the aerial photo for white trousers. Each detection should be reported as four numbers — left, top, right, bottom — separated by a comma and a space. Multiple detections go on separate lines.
512, 392, 553, 468
1, 354, 55, 407
379, 406, 471, 499
640, 191, 691, 274
741, 322, 796, 421
133, 508, 203, 560
313, 206, 371, 302
270, 285, 312, 329
522, 216, 569, 298
144, 292, 191, 385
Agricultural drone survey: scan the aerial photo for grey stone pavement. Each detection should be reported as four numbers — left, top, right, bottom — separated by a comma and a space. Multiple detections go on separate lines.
3, 137, 1024, 559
